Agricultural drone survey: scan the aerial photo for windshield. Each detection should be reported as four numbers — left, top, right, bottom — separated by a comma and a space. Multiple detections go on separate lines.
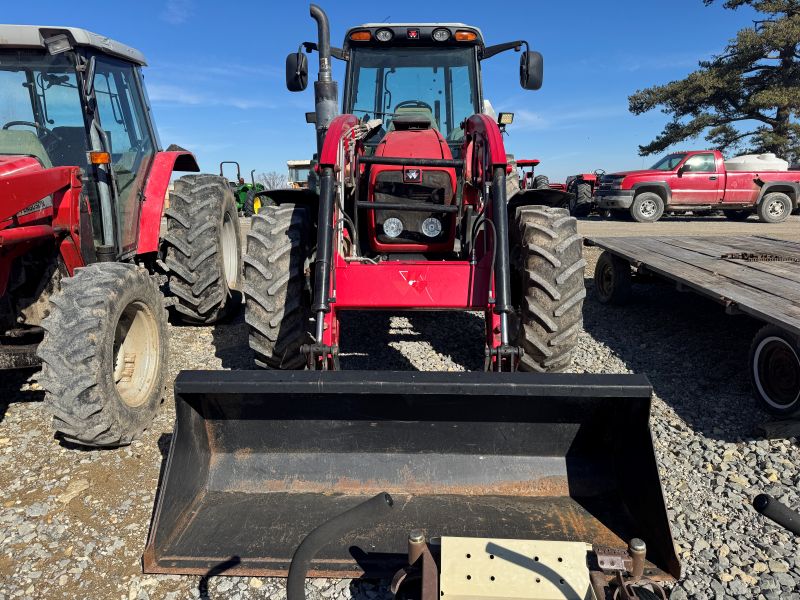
650, 153, 687, 171
289, 166, 310, 182
346, 47, 479, 141
0, 50, 89, 169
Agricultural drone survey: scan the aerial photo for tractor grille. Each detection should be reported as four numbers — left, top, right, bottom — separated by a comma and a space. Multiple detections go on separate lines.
373, 170, 453, 245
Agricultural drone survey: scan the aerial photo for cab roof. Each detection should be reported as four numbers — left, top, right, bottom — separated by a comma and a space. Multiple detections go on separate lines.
0, 25, 147, 65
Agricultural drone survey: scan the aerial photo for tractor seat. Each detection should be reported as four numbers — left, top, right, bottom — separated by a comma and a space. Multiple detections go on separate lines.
0, 130, 53, 168
388, 106, 439, 132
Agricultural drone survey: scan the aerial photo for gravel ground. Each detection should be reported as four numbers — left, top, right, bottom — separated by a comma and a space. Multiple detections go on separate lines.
1, 218, 799, 599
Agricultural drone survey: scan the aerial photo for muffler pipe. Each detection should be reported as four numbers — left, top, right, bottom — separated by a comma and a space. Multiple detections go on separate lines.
309, 4, 338, 155
287, 492, 395, 600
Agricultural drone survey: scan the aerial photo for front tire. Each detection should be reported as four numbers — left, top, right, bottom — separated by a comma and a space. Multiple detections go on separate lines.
757, 192, 792, 223
570, 181, 593, 217
533, 174, 550, 190
630, 192, 664, 223
243, 204, 313, 369
750, 325, 800, 417
513, 206, 586, 372
37, 264, 167, 446
243, 189, 273, 217
163, 174, 242, 324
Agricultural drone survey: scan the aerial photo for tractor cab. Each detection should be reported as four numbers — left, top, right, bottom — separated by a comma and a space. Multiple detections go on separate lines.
0, 26, 187, 258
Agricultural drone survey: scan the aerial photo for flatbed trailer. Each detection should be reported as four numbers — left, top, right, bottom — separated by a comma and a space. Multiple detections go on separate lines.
585, 235, 800, 416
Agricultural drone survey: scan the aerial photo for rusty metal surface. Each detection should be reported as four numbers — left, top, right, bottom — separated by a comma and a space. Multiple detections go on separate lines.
143, 370, 679, 580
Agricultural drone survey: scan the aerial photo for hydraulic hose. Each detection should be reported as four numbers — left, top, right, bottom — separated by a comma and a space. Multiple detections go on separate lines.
286, 492, 395, 600
753, 493, 800, 536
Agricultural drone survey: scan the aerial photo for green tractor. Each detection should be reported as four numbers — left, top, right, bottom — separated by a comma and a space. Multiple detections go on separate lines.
219, 161, 264, 216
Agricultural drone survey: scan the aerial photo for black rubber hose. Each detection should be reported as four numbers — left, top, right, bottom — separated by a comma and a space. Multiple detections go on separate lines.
753, 493, 800, 535
286, 492, 395, 600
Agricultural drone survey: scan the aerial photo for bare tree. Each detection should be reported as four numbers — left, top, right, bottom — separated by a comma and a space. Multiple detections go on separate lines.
256, 171, 288, 190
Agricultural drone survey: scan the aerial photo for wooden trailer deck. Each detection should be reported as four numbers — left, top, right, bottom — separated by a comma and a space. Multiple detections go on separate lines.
584, 235, 800, 337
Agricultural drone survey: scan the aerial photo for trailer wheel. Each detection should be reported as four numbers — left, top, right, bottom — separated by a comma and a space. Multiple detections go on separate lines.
749, 325, 800, 416
723, 209, 751, 221
513, 206, 586, 372
594, 251, 632, 305
243, 189, 274, 217
533, 174, 550, 190
163, 174, 242, 324
630, 192, 664, 223
757, 192, 792, 223
37, 263, 167, 447
244, 204, 313, 369
569, 181, 593, 217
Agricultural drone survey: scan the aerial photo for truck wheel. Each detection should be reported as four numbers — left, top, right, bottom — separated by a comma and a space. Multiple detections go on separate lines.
630, 192, 664, 223
749, 325, 800, 416
594, 251, 632, 305
569, 182, 593, 217
723, 209, 751, 221
244, 204, 313, 369
757, 192, 792, 223
163, 174, 242, 324
37, 264, 167, 446
513, 206, 586, 372
243, 189, 274, 217
533, 175, 550, 190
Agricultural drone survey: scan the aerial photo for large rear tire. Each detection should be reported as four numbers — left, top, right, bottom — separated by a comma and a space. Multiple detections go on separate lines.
513, 206, 586, 372
162, 174, 242, 324
570, 181, 593, 217
243, 204, 313, 369
37, 263, 167, 447
533, 174, 550, 190
243, 189, 274, 217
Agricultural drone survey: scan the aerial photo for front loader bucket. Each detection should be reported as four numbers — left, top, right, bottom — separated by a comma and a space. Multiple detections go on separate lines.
143, 371, 679, 581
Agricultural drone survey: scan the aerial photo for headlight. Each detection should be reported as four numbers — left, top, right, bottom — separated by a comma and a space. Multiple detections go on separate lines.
383, 217, 403, 238
421, 217, 442, 238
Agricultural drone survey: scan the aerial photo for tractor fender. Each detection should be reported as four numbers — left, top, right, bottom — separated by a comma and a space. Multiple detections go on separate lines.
137, 150, 200, 255
508, 188, 572, 213
255, 188, 319, 208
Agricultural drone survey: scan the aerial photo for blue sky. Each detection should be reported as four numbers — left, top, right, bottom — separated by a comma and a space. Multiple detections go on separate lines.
7, 0, 757, 181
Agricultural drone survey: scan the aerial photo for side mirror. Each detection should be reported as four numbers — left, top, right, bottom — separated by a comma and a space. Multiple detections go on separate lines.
285, 52, 308, 92
520, 51, 543, 91
677, 165, 686, 177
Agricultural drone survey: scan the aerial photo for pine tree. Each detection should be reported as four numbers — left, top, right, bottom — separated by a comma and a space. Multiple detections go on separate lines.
629, 0, 800, 162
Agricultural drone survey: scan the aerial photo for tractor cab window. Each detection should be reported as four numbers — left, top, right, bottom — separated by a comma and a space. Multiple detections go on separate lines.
346, 47, 479, 143
0, 51, 89, 170
92, 56, 156, 253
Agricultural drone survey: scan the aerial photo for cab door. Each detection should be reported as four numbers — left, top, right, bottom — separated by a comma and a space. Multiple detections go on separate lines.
670, 152, 721, 205
92, 56, 156, 255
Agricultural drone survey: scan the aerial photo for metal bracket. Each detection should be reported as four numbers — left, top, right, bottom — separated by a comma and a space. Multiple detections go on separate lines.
301, 343, 339, 370
484, 345, 522, 372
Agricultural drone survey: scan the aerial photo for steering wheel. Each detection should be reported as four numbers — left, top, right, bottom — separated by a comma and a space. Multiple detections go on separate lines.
593, 168, 606, 177
2, 120, 64, 146
394, 100, 434, 114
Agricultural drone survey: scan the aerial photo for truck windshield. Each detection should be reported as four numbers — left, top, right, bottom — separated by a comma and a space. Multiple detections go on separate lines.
650, 153, 687, 171
0, 50, 89, 169
346, 47, 479, 141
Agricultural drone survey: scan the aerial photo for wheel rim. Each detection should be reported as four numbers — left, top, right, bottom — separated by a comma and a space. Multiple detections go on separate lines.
753, 336, 800, 410
640, 199, 657, 218
221, 211, 238, 288
253, 197, 261, 214
113, 301, 160, 408
599, 262, 614, 299
767, 198, 786, 219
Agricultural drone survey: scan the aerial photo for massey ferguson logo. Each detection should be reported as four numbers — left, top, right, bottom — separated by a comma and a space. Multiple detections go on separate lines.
404, 168, 422, 183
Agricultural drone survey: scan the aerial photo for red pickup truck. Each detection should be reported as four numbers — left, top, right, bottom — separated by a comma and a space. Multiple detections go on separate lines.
595, 150, 800, 223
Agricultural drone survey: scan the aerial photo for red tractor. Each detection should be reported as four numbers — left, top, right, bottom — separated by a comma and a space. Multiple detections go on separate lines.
242, 8, 585, 373
0, 26, 242, 446
566, 169, 606, 216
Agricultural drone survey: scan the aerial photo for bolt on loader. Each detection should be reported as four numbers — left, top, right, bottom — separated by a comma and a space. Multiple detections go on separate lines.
144, 5, 679, 593
0, 26, 242, 446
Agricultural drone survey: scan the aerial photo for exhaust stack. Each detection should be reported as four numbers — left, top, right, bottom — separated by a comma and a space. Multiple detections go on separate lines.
310, 4, 338, 154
